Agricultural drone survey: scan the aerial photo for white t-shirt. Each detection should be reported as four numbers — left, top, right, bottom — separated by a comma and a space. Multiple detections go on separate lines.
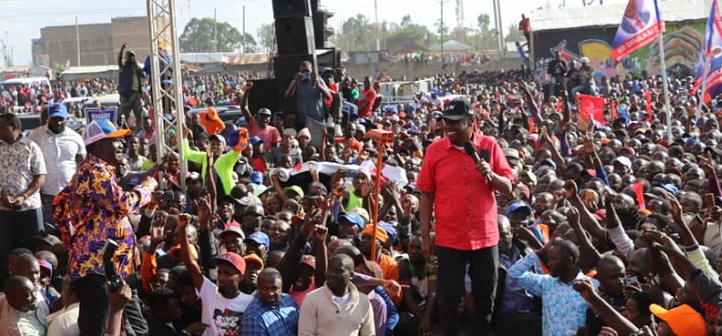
197, 276, 253, 336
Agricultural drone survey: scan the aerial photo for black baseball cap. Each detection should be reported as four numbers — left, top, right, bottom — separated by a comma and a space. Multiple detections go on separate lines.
441, 100, 472, 121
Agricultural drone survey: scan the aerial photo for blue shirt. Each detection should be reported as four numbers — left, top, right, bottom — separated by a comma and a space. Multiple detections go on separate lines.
497, 245, 536, 316
508, 252, 598, 336
241, 293, 299, 336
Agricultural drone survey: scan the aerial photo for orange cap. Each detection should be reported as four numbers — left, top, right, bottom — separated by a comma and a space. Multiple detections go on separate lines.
649, 304, 706, 336
362, 224, 388, 243
243, 253, 264, 269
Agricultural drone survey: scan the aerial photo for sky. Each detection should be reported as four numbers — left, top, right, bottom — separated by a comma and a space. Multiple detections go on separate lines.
0, 0, 629, 67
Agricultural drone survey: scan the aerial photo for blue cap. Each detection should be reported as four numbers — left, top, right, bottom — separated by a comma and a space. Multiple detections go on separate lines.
250, 136, 264, 145
410, 125, 420, 133
244, 231, 270, 247
274, 111, 285, 118
250, 171, 264, 184
660, 184, 679, 195
405, 105, 415, 113
539, 158, 557, 170
506, 200, 533, 216
48, 103, 68, 119
235, 117, 248, 127
378, 221, 397, 244
338, 212, 365, 228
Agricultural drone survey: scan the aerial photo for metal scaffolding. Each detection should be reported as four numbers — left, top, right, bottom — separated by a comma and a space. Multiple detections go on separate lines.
146, 0, 187, 190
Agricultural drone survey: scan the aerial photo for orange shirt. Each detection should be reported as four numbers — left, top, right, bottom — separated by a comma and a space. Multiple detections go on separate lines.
199, 108, 226, 135
377, 253, 402, 307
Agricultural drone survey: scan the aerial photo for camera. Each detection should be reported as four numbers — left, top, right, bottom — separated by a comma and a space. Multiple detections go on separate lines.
103, 239, 124, 293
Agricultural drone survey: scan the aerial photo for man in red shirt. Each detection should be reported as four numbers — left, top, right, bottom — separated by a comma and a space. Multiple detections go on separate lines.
416, 100, 513, 336
241, 82, 281, 153
357, 76, 377, 118
519, 14, 532, 47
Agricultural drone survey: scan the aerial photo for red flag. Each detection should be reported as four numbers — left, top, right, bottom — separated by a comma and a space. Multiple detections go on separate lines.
632, 182, 646, 209
644, 91, 652, 121
610, 99, 618, 120
555, 101, 562, 112
578, 94, 606, 124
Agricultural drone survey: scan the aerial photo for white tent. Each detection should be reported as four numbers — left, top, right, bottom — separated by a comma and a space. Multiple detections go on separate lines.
431, 40, 472, 52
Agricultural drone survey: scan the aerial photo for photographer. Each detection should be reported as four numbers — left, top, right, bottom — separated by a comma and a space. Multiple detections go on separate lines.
284, 61, 332, 149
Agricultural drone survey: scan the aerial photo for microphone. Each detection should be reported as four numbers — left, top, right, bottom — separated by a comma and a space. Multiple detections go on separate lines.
463, 142, 492, 181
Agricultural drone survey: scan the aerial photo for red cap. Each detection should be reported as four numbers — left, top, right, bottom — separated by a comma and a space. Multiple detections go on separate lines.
301, 255, 316, 270
215, 252, 246, 274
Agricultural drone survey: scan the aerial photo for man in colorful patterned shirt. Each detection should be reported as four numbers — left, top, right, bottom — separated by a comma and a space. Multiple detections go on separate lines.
53, 119, 157, 336
508, 238, 598, 336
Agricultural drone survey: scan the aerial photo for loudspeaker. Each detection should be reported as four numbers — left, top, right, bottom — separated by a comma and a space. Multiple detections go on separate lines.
272, 0, 311, 19
275, 16, 316, 56
312, 11, 330, 49
274, 54, 319, 114
247, 79, 279, 114
274, 54, 317, 81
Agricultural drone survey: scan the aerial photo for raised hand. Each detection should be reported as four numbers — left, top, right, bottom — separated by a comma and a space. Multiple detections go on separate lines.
195, 196, 212, 228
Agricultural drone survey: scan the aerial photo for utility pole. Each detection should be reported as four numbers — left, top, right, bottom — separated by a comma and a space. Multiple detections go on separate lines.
242, 5, 246, 54
493, 0, 505, 59
75, 17, 81, 66
187, 0, 191, 21
374, 0, 380, 51
4, 31, 8, 67
213, 7, 217, 53
440, 0, 445, 60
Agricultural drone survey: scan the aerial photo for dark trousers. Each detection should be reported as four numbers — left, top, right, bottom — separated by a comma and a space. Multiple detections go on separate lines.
74, 274, 110, 336
0, 208, 43, 283
494, 312, 542, 336
437, 245, 498, 336
120, 91, 143, 129
40, 194, 55, 229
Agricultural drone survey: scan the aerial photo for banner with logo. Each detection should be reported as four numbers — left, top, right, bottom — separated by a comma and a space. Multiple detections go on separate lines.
85, 107, 117, 125
611, 0, 664, 60
695, 0, 722, 103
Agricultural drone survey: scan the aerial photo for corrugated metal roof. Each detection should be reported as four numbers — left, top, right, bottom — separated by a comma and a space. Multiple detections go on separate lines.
531, 0, 709, 32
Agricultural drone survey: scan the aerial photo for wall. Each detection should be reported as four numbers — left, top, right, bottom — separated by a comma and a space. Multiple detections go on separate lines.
228, 58, 522, 80
532, 20, 705, 81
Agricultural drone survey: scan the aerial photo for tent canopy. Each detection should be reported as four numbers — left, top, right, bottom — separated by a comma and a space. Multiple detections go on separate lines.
430, 40, 472, 52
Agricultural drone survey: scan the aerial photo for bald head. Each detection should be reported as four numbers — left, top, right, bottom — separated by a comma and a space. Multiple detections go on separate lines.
330, 254, 355, 273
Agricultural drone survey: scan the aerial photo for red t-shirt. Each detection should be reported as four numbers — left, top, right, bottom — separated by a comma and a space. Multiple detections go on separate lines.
248, 117, 281, 153
358, 89, 377, 118
251, 156, 267, 174
416, 133, 514, 250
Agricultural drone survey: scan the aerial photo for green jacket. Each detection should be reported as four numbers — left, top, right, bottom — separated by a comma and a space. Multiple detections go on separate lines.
181, 140, 241, 195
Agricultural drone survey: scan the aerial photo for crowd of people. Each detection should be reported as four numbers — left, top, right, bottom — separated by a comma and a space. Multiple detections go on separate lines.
0, 38, 721, 336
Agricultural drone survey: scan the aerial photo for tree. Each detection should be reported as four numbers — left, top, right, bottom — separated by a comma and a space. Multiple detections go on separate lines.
400, 15, 412, 28
476, 13, 496, 51
257, 23, 276, 54
331, 14, 376, 52
505, 22, 522, 42
180, 18, 255, 53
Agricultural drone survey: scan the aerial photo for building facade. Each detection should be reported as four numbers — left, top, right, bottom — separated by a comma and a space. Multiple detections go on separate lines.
33, 16, 151, 68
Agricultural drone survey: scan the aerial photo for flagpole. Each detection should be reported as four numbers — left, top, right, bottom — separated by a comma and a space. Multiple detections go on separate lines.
699, 57, 711, 118
657, 32, 673, 143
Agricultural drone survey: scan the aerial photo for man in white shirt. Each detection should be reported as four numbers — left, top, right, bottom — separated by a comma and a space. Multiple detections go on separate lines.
298, 254, 375, 336
29, 102, 85, 222
46, 278, 80, 336
0, 275, 47, 336
179, 213, 252, 336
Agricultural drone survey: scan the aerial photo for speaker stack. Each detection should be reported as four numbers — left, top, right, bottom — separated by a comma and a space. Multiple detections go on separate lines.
271, 0, 318, 107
